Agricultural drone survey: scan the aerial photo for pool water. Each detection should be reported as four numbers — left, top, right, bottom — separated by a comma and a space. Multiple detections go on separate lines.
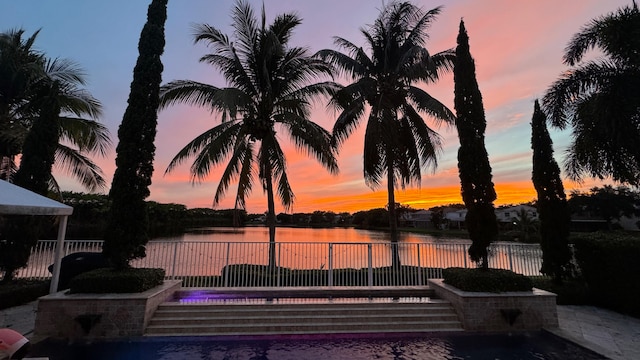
30, 332, 606, 360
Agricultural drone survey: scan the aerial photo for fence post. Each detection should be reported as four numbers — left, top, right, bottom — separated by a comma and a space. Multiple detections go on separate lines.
328, 243, 333, 287
463, 244, 468, 268
224, 242, 231, 287
508, 244, 514, 272
277, 242, 281, 287
367, 244, 373, 287
417, 243, 423, 285
170, 241, 178, 280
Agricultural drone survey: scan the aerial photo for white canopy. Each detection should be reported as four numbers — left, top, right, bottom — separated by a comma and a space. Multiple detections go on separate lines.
0, 180, 73, 215
0, 179, 73, 293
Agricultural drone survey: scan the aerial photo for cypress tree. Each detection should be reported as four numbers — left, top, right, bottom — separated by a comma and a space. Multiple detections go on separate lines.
531, 99, 571, 282
103, 0, 167, 269
453, 20, 498, 269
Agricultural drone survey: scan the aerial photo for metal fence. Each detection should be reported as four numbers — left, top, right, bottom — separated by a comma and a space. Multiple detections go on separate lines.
15, 240, 544, 287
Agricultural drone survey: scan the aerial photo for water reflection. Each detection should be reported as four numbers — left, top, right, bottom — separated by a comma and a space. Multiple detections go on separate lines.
153, 227, 469, 244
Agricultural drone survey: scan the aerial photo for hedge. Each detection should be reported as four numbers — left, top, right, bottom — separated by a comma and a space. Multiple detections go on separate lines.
573, 233, 640, 317
69, 267, 165, 293
442, 267, 533, 292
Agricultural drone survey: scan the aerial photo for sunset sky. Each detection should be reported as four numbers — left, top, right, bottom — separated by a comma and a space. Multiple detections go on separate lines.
2, 0, 628, 213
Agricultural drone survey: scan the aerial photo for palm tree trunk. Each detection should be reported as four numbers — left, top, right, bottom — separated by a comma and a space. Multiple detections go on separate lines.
387, 163, 401, 270
264, 169, 277, 275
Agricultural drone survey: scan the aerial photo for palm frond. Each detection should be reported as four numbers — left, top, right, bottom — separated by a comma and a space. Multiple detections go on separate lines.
58, 116, 111, 156
159, 80, 222, 110
542, 60, 623, 128
329, 86, 367, 147
262, 133, 294, 209
44, 57, 87, 86
403, 103, 442, 170
407, 85, 455, 126
54, 144, 106, 191
269, 12, 301, 44
213, 136, 252, 206
164, 120, 241, 176
233, 140, 255, 209
404, 6, 442, 49
362, 113, 385, 188
279, 113, 338, 174
564, 3, 640, 66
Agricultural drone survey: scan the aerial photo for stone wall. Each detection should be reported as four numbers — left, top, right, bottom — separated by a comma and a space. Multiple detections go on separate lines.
34, 280, 181, 339
428, 279, 558, 331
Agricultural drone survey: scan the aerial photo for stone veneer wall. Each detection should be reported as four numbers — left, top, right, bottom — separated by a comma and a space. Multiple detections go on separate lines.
428, 279, 558, 332
35, 280, 181, 339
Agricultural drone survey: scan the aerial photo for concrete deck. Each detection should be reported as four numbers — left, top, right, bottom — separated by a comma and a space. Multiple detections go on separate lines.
2, 300, 639, 359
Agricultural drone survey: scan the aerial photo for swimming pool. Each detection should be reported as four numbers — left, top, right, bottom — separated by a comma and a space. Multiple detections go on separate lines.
29, 332, 606, 360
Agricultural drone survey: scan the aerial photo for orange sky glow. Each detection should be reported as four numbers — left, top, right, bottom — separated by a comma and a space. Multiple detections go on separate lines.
3, 0, 628, 214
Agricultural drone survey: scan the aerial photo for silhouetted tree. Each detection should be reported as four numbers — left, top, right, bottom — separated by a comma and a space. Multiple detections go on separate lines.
103, 0, 167, 269
0, 29, 109, 191
531, 99, 572, 282
159, 1, 337, 271
453, 20, 498, 269
0, 30, 105, 282
543, 2, 640, 185
318, 2, 455, 268
510, 208, 539, 243
569, 185, 640, 230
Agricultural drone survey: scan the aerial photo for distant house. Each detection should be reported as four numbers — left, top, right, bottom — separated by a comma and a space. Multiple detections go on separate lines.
569, 213, 639, 232
495, 205, 538, 225
402, 210, 433, 228
444, 208, 467, 229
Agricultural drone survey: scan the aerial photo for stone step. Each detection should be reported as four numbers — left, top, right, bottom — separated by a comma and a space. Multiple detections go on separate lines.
145, 297, 463, 336
152, 308, 456, 320
149, 312, 460, 326
153, 302, 453, 318
146, 320, 463, 336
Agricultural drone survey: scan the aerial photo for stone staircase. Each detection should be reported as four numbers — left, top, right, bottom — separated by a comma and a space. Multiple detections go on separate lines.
145, 294, 462, 336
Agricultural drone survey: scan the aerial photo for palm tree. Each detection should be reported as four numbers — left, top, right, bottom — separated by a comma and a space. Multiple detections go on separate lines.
0, 30, 108, 282
542, 2, 640, 186
0, 29, 110, 192
316, 1, 455, 267
159, 1, 338, 271
511, 208, 539, 243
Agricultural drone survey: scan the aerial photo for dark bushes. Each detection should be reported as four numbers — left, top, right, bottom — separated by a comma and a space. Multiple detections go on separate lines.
0, 279, 49, 310
573, 233, 640, 317
443, 267, 533, 292
69, 267, 165, 293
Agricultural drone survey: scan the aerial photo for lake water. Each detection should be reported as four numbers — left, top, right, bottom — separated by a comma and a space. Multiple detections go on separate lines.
153, 226, 470, 244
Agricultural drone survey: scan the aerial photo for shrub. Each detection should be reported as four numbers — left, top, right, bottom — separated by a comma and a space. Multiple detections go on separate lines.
443, 267, 533, 292
69, 267, 165, 293
0, 279, 50, 310
573, 233, 640, 317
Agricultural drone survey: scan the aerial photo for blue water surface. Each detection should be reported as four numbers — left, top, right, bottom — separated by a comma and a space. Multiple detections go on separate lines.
29, 332, 606, 360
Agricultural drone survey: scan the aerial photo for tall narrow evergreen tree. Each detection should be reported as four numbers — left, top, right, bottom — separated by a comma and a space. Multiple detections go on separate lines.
103, 0, 167, 269
453, 20, 498, 269
531, 99, 571, 282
